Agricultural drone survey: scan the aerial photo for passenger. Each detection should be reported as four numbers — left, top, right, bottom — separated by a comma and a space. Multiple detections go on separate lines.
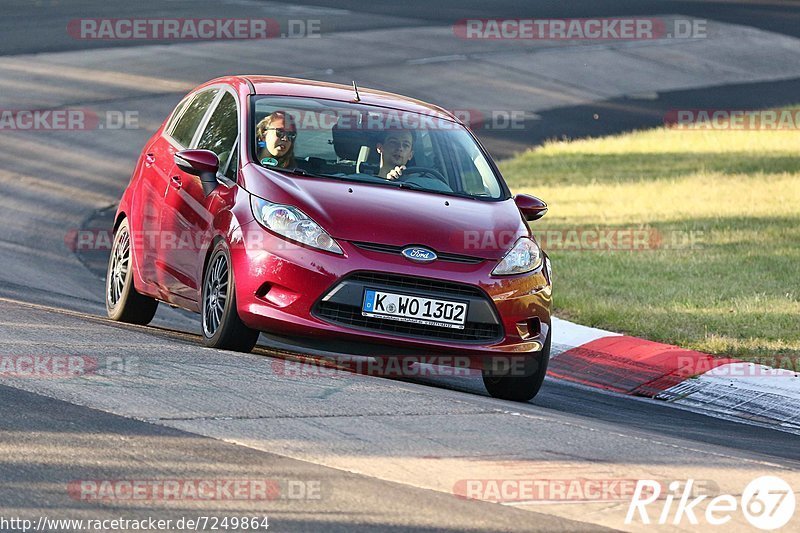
255, 111, 297, 168
376, 128, 414, 180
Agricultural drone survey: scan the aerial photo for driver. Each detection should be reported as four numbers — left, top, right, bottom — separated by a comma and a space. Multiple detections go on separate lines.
376, 128, 414, 180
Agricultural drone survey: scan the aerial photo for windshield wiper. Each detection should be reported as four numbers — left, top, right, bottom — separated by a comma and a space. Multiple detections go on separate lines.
265, 166, 341, 180
395, 181, 477, 199
265, 166, 310, 176
272, 167, 374, 183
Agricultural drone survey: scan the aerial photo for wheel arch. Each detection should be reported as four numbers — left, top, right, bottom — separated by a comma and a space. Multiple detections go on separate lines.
201, 235, 227, 290
113, 210, 127, 233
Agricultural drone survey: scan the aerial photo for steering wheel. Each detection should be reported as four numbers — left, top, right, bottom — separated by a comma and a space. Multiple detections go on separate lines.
396, 166, 449, 186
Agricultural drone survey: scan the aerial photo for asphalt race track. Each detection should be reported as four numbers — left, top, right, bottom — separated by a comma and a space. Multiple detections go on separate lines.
1, 1, 799, 531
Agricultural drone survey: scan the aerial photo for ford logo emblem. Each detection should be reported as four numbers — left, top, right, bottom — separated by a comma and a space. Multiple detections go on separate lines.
402, 247, 437, 263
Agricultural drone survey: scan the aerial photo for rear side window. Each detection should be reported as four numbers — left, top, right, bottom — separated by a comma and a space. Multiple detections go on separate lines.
165, 95, 191, 133
170, 89, 218, 147
197, 92, 238, 172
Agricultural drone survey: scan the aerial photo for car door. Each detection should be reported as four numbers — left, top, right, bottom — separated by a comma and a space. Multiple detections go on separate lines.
152, 88, 219, 300
135, 94, 192, 285
159, 89, 239, 303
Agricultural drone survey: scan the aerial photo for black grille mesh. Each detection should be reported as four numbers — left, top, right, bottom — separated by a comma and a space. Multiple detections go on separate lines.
314, 272, 502, 343
346, 272, 484, 297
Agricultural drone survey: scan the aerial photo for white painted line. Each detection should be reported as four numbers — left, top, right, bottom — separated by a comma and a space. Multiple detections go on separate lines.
550, 316, 620, 356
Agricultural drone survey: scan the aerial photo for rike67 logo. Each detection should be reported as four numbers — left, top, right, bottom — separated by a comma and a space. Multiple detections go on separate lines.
626, 476, 795, 530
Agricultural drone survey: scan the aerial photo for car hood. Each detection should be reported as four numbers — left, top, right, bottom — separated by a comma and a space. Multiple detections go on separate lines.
242, 165, 528, 260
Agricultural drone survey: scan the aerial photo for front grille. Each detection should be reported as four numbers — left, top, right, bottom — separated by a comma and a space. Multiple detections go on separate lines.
352, 241, 485, 264
316, 302, 501, 342
346, 271, 484, 298
313, 272, 503, 343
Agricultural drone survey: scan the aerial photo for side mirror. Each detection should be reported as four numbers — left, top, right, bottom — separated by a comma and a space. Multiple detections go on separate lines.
174, 149, 220, 197
514, 194, 548, 221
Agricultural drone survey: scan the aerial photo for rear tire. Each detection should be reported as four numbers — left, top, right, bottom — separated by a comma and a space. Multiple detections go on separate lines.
482, 331, 550, 402
201, 242, 259, 352
106, 218, 158, 325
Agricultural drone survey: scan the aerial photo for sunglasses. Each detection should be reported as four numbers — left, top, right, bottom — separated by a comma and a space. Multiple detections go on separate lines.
264, 127, 297, 141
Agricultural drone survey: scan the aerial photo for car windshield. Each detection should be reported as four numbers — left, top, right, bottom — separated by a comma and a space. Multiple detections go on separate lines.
250, 96, 508, 200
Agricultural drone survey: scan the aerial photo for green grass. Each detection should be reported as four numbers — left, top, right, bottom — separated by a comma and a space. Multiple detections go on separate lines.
499, 118, 800, 360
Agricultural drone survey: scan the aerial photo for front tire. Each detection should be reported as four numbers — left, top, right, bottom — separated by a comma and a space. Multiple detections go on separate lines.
482, 331, 550, 402
201, 242, 259, 352
106, 218, 158, 325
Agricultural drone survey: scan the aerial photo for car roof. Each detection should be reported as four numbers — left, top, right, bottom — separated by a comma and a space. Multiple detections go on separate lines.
238, 75, 459, 123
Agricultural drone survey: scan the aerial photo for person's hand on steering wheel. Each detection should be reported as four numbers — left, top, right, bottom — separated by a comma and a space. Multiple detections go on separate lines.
390, 166, 450, 186
385, 165, 406, 180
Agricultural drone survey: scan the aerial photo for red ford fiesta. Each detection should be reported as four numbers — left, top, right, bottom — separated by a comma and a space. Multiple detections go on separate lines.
106, 76, 552, 401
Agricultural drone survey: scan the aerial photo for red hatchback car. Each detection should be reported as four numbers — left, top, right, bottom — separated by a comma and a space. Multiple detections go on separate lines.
106, 76, 552, 401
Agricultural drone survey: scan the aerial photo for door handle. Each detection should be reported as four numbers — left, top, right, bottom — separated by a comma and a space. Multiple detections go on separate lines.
145, 153, 156, 166
169, 175, 182, 190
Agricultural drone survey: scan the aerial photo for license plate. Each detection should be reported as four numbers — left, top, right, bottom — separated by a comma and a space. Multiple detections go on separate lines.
362, 289, 468, 329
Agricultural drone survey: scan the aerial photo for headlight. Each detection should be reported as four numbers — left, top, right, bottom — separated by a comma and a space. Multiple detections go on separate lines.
250, 195, 343, 254
491, 237, 542, 276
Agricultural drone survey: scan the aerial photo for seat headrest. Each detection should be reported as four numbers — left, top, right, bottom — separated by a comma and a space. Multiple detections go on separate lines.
331, 114, 378, 161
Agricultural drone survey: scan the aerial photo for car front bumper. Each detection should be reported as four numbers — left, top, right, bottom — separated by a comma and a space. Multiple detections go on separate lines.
230, 221, 552, 364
